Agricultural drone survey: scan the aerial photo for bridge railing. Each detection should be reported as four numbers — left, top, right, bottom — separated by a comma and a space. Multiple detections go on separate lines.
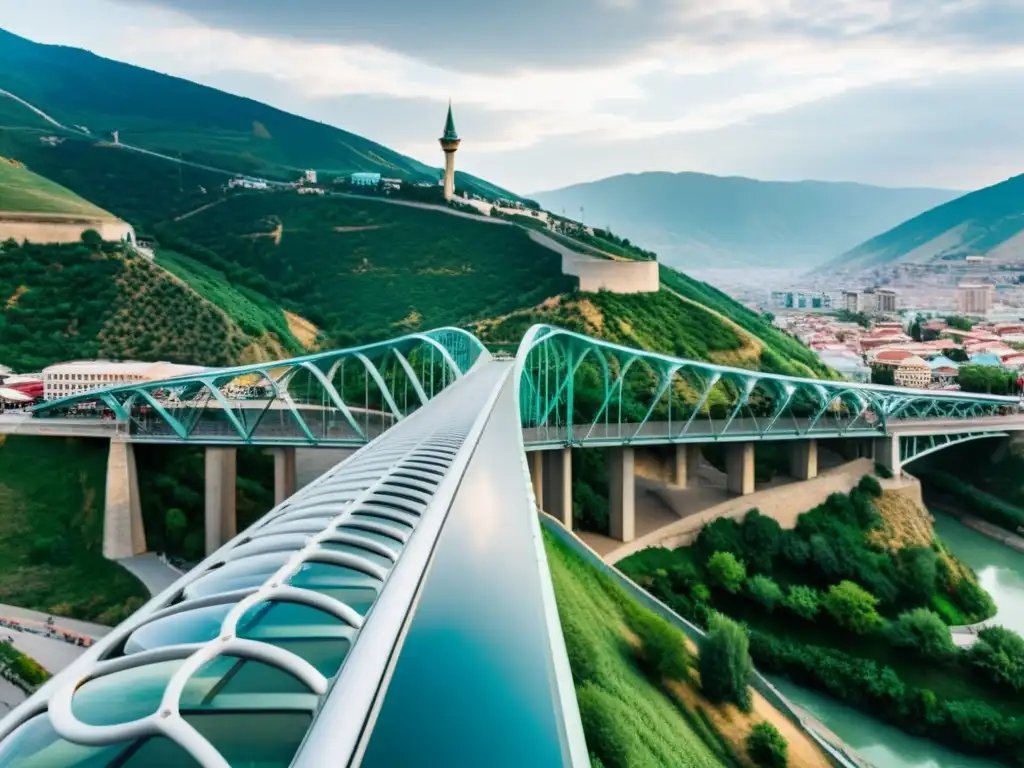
30, 328, 489, 446
514, 324, 1020, 447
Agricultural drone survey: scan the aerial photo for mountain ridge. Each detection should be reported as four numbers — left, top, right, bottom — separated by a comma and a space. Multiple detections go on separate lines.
532, 170, 962, 269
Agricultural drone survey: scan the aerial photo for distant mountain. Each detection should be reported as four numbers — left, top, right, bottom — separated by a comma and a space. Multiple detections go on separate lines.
0, 28, 525, 202
819, 173, 1024, 274
531, 172, 961, 269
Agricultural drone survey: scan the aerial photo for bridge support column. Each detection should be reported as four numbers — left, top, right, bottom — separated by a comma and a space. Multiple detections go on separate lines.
205, 447, 237, 556
609, 446, 636, 543
726, 442, 755, 496
873, 436, 901, 477
542, 448, 572, 529
103, 439, 146, 560
272, 447, 297, 506
672, 443, 703, 489
528, 451, 544, 507
789, 439, 818, 481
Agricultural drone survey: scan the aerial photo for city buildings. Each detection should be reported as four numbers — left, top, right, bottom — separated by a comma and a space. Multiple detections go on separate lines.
349, 172, 382, 186
770, 290, 834, 311
957, 283, 995, 316
894, 356, 932, 388
42, 361, 206, 400
842, 288, 897, 314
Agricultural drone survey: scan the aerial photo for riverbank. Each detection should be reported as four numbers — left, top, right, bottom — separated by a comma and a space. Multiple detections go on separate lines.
928, 494, 1024, 555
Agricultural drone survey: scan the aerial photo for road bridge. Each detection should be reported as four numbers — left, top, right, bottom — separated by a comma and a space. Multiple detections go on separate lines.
0, 323, 1017, 764
0, 357, 587, 767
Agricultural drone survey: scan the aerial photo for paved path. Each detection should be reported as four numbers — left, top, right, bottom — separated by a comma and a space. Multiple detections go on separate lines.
118, 553, 184, 596
0, 628, 86, 673
0, 604, 109, 640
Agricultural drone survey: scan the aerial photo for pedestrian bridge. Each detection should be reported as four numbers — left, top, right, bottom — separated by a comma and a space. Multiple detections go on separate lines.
0, 325, 1018, 766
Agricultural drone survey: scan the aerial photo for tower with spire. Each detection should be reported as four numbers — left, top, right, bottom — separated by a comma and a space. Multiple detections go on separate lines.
439, 101, 461, 202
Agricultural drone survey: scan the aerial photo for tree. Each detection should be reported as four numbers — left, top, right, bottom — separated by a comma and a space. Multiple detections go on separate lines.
707, 551, 747, 594
822, 581, 881, 634
742, 509, 782, 572
747, 721, 788, 768
945, 315, 973, 331
969, 626, 1024, 692
957, 364, 1016, 395
871, 365, 895, 386
895, 547, 938, 605
164, 507, 188, 548
783, 585, 821, 621
80, 229, 103, 249
887, 608, 956, 660
699, 614, 753, 710
944, 347, 969, 363
748, 575, 784, 613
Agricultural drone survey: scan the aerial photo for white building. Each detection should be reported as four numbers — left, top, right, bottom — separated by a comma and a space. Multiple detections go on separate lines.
303, 169, 317, 184
228, 177, 269, 190
957, 283, 994, 316
43, 361, 207, 401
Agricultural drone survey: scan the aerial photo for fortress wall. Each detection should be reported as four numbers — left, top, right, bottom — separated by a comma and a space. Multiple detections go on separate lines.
562, 255, 659, 294
0, 216, 135, 245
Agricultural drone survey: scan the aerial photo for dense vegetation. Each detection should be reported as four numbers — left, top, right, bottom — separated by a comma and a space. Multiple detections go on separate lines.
544, 528, 828, 768
617, 479, 1024, 764
0, 237, 295, 371
916, 439, 1024, 536
136, 445, 275, 562
0, 436, 147, 623
0, 157, 112, 217
164, 192, 576, 342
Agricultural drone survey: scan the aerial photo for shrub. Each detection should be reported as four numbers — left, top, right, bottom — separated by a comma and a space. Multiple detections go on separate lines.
822, 581, 881, 634
887, 608, 956, 660
707, 551, 746, 594
632, 611, 690, 681
857, 474, 883, 498
968, 626, 1024, 692
741, 510, 782, 572
699, 614, 752, 710
783, 585, 821, 621
747, 575, 784, 613
746, 721, 788, 768
778, 532, 810, 566
874, 462, 893, 479
895, 547, 938, 606
697, 517, 744, 560
954, 577, 997, 622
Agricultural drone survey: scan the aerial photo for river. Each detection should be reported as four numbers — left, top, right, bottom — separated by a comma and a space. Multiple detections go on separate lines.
770, 510, 1024, 768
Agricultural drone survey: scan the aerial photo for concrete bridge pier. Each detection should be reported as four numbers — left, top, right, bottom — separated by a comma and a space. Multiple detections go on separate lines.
671, 443, 703, 488
609, 446, 636, 542
272, 447, 297, 505
873, 436, 900, 477
103, 439, 146, 560
205, 447, 237, 556
726, 442, 755, 495
528, 451, 544, 505
540, 448, 573, 529
789, 439, 818, 481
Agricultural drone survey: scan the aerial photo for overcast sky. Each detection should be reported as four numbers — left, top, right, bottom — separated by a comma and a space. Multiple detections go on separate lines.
3, 0, 1024, 194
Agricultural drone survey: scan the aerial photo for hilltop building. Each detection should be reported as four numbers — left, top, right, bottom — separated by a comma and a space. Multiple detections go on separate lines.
439, 101, 461, 202
350, 172, 381, 187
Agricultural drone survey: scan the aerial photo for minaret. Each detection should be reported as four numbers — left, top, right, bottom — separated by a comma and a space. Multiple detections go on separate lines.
439, 101, 461, 202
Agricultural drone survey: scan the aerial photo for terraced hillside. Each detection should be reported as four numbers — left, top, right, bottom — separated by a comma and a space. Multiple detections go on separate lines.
0, 238, 307, 372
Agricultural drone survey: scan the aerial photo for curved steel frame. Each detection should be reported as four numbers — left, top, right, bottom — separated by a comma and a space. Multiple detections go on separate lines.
30, 328, 487, 446
515, 324, 1020, 446
0, 361, 508, 767
900, 431, 1009, 465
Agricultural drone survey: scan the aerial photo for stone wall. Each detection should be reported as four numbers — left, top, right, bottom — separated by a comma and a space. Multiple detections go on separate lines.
0, 214, 135, 245
607, 458, 876, 563
561, 251, 660, 294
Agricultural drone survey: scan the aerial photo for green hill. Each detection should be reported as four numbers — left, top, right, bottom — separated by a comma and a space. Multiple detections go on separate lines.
0, 156, 113, 217
0, 28, 524, 203
821, 173, 1024, 274
532, 171, 959, 269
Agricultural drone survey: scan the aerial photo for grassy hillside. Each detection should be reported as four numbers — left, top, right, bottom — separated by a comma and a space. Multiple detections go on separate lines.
162, 191, 577, 342
0, 238, 305, 372
0, 156, 113, 217
0, 28, 523, 203
532, 171, 959, 269
478, 265, 831, 378
0, 436, 147, 622
822, 173, 1024, 273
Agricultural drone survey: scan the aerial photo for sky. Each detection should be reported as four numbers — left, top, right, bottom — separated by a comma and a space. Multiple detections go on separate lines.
3, 0, 1024, 194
